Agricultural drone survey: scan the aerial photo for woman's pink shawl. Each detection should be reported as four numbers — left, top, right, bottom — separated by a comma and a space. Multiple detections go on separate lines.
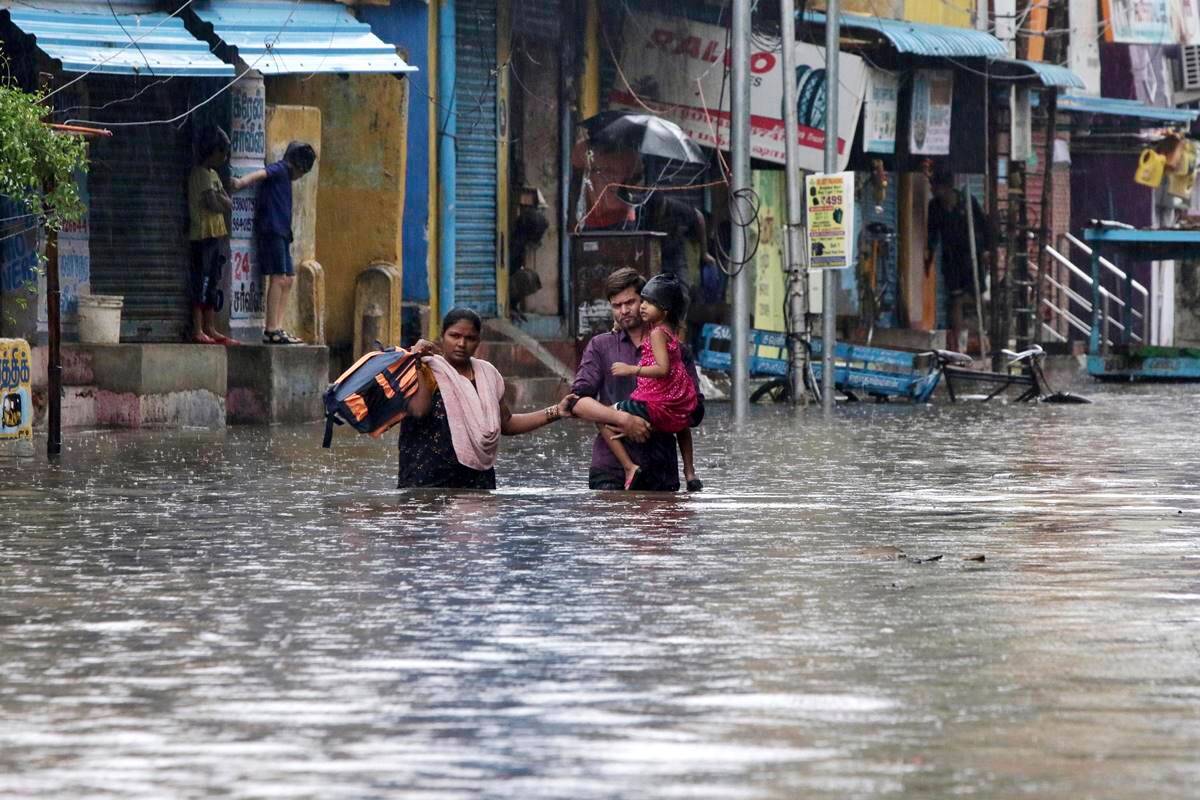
423, 355, 505, 471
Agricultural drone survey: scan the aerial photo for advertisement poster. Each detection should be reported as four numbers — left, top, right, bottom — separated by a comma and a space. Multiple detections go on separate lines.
805, 172, 854, 270
752, 171, 786, 332
228, 75, 266, 328
909, 70, 954, 156
609, 11, 867, 171
864, 69, 899, 153
0, 338, 33, 456
37, 170, 89, 331
1103, 0, 1173, 43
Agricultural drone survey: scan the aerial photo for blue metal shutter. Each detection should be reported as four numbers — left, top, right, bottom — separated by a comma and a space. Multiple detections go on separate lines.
454, 0, 498, 317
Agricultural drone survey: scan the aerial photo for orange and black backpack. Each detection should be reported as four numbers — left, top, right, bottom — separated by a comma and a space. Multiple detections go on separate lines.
322, 346, 422, 448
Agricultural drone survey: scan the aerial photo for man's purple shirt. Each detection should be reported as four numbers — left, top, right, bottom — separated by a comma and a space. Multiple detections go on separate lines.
571, 328, 701, 489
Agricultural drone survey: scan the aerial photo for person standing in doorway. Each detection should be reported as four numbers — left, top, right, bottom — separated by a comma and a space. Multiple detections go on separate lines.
233, 141, 317, 344
926, 172, 990, 351
186, 126, 236, 345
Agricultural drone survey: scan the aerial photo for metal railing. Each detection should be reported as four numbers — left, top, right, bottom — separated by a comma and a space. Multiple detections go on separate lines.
1040, 233, 1148, 351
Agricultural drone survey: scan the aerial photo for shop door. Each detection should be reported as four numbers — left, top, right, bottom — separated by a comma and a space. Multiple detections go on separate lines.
87, 76, 193, 341
455, 0, 499, 317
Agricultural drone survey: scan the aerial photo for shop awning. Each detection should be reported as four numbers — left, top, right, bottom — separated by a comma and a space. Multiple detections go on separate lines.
1, 5, 233, 77
191, 0, 415, 75
801, 11, 1007, 58
989, 58, 1086, 89
1059, 94, 1199, 125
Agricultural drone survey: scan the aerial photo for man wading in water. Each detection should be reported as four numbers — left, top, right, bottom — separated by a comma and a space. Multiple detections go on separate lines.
571, 268, 703, 491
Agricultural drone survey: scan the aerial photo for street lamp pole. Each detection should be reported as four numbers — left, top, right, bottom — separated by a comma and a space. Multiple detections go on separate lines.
821, 0, 840, 413
778, 0, 809, 404
730, 0, 752, 423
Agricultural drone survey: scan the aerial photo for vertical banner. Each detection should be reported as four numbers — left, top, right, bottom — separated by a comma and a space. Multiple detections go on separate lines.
38, 170, 90, 333
909, 70, 954, 156
1102, 0, 1172, 43
752, 171, 787, 332
228, 76, 266, 329
806, 172, 855, 270
0, 338, 33, 457
864, 70, 899, 154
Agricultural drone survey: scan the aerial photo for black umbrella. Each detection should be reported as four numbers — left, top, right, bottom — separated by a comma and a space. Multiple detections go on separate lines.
581, 111, 705, 164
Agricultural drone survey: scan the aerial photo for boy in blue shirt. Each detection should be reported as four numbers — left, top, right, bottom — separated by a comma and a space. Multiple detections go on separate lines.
233, 141, 317, 344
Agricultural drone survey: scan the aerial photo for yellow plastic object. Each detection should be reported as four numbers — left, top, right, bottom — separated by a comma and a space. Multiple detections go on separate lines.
1135, 148, 1166, 188
1167, 141, 1197, 200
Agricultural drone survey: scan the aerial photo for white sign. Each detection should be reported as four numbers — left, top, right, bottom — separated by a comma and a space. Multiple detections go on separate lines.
230, 76, 266, 162
229, 238, 264, 322
864, 69, 899, 153
1105, 0, 1173, 43
1068, 0, 1102, 93
609, 11, 867, 171
805, 171, 855, 270
909, 69, 954, 156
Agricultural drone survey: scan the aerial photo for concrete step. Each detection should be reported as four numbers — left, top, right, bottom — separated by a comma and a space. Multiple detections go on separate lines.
31, 385, 98, 430
503, 376, 570, 409
227, 345, 329, 425
476, 340, 562, 379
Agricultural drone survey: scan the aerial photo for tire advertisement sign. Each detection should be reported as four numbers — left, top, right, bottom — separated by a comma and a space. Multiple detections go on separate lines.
609, 11, 867, 171
909, 69, 953, 156
806, 172, 854, 270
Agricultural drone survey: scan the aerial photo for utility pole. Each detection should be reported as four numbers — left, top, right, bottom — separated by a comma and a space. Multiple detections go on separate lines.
730, 0, 752, 423
779, 0, 809, 404
820, 0, 840, 412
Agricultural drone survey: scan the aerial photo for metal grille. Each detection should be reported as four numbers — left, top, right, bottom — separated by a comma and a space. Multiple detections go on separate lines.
85, 75, 194, 342
1182, 46, 1200, 91
454, 0, 498, 317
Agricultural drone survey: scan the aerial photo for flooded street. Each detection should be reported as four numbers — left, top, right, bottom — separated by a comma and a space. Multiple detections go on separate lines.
2, 386, 1199, 798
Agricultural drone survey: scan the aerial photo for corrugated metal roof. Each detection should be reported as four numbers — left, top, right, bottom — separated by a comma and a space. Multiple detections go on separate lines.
992, 58, 1086, 89
1059, 94, 1200, 124
192, 0, 415, 75
2, 4, 233, 77
801, 11, 1007, 58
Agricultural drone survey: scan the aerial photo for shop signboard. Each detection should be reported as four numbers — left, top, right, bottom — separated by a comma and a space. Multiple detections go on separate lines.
609, 11, 867, 171
909, 70, 954, 156
864, 69, 899, 153
1103, 0, 1173, 43
805, 172, 854, 270
0, 338, 33, 457
228, 75, 266, 329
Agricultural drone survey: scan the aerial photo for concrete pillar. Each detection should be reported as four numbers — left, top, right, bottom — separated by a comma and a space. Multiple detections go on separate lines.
354, 262, 403, 357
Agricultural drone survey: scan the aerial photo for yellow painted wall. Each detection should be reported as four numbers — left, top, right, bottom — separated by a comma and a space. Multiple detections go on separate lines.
267, 73, 409, 349
902, 0, 973, 28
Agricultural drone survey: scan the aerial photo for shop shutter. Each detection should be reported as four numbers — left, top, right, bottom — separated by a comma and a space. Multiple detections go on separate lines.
455, 0, 499, 317
86, 75, 194, 341
513, 0, 560, 43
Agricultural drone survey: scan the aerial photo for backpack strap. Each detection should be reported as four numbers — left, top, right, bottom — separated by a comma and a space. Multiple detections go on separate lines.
322, 413, 343, 448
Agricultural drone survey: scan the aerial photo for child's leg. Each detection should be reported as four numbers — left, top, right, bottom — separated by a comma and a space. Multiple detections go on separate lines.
677, 427, 698, 483
599, 423, 640, 487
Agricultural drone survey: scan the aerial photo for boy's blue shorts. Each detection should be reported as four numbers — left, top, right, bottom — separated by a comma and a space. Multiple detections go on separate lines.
257, 234, 294, 276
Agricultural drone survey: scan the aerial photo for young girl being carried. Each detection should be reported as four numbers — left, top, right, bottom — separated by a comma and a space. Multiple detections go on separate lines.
570, 273, 701, 491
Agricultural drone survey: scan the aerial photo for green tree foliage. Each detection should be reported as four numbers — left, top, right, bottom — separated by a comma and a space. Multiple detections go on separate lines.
0, 80, 88, 232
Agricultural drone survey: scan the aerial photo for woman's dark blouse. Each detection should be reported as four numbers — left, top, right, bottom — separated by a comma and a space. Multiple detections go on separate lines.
397, 386, 496, 490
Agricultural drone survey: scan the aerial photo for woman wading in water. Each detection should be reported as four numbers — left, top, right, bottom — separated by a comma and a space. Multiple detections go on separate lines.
397, 308, 575, 489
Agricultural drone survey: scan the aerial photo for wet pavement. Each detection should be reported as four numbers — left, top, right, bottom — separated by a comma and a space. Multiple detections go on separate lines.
2, 385, 1199, 798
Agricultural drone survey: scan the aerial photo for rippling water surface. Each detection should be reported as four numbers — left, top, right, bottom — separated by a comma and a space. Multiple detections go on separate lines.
2, 386, 1199, 798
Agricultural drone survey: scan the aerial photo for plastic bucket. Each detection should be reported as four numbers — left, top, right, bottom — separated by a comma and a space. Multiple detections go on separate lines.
77, 294, 123, 344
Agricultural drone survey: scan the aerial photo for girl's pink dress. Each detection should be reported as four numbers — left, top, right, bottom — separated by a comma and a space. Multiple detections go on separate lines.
630, 325, 698, 433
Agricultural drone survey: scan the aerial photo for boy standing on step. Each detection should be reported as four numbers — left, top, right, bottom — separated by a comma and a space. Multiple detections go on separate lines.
233, 141, 317, 345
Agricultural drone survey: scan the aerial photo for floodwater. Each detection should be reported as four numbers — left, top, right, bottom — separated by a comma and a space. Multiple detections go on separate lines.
2, 386, 1199, 799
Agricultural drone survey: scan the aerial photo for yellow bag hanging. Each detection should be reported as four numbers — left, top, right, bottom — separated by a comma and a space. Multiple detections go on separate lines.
1167, 140, 1197, 200
1135, 148, 1166, 188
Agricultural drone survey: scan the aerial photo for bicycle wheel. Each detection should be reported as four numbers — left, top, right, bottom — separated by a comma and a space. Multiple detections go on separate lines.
750, 378, 791, 404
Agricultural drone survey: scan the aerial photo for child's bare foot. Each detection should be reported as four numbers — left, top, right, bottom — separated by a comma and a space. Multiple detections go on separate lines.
624, 465, 642, 490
